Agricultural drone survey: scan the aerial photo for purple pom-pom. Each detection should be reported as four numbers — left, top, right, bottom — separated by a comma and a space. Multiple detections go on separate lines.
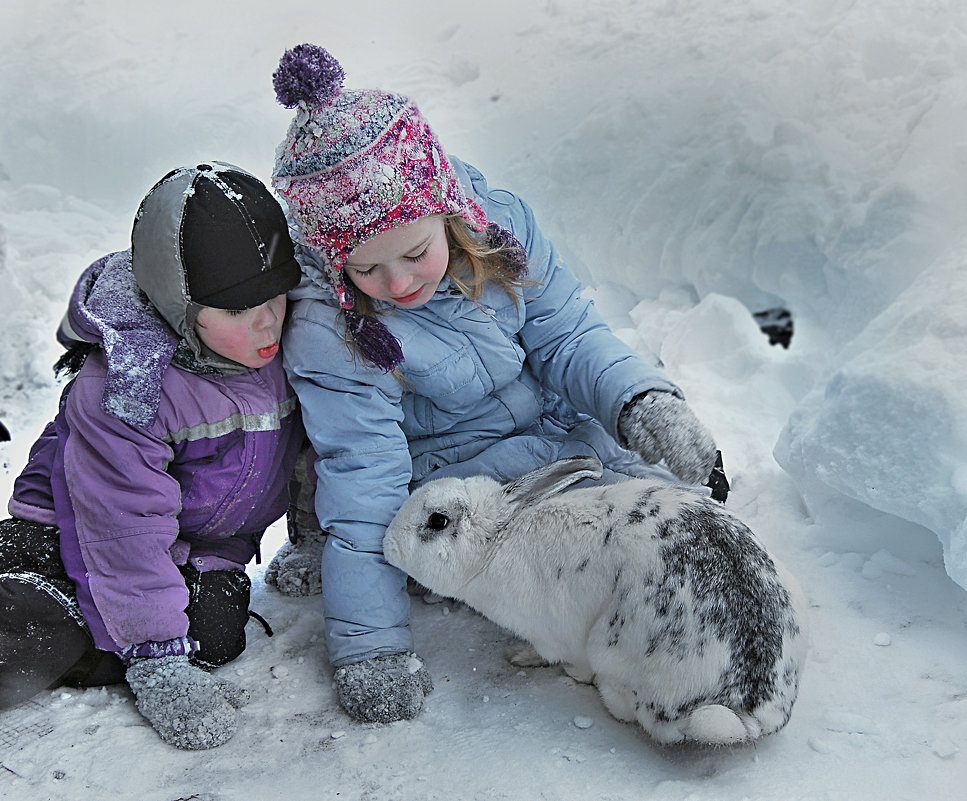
273, 43, 345, 109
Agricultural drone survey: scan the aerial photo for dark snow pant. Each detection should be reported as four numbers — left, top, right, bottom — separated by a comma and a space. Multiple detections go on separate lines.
0, 517, 252, 711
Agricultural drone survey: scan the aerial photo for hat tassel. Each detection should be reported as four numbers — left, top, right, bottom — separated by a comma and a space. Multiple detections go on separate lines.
344, 309, 404, 373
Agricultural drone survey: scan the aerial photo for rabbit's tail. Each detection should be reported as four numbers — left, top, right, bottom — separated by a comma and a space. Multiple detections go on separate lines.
683, 704, 761, 745
637, 702, 764, 745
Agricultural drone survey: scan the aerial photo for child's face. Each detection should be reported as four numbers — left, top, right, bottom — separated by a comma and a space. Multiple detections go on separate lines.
195, 293, 287, 368
344, 215, 449, 307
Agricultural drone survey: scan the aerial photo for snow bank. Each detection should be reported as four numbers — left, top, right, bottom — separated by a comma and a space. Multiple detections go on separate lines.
774, 241, 967, 589
517, 0, 967, 591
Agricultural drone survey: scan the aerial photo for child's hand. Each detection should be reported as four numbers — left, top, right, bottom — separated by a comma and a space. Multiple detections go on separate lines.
264, 527, 327, 596
618, 391, 719, 485
333, 651, 432, 723
125, 654, 249, 749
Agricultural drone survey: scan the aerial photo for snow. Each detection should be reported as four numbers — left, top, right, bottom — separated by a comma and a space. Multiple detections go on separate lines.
774, 242, 967, 589
1, 0, 966, 799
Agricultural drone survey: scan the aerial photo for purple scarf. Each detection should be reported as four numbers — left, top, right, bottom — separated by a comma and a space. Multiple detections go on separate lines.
59, 250, 179, 428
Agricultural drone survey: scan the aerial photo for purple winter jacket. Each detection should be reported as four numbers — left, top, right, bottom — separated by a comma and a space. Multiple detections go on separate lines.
9, 252, 303, 658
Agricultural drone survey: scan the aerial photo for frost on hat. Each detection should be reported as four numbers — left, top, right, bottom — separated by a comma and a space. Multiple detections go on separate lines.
179, 165, 301, 310
271, 44, 497, 372
132, 162, 301, 324
271, 44, 489, 290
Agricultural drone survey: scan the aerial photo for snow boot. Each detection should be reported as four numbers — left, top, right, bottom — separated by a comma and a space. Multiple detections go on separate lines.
0, 571, 94, 710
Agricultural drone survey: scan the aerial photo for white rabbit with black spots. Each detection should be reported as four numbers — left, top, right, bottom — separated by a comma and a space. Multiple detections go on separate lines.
383, 456, 808, 746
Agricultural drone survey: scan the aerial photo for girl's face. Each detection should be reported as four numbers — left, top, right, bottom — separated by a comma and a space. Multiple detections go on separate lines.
195, 293, 287, 369
344, 215, 449, 308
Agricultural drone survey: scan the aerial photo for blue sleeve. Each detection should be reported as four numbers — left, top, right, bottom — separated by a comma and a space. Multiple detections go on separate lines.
282, 302, 414, 666
455, 158, 682, 440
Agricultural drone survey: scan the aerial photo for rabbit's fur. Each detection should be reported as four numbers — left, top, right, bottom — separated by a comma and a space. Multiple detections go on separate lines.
384, 456, 808, 746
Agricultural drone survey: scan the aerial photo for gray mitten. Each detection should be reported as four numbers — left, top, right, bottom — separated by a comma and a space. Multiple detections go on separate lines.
125, 654, 249, 750
264, 528, 327, 596
618, 391, 718, 485
333, 651, 433, 723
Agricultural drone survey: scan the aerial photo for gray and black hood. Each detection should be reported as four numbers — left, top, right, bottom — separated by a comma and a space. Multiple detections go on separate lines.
131, 161, 300, 361
57, 162, 299, 428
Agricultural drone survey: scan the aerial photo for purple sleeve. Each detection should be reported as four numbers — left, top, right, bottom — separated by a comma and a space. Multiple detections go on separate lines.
7, 421, 59, 525
53, 365, 192, 652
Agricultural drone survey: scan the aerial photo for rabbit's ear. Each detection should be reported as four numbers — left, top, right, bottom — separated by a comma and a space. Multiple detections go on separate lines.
502, 457, 603, 509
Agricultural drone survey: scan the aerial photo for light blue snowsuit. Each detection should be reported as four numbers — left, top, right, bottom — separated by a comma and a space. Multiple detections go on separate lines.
282, 159, 686, 666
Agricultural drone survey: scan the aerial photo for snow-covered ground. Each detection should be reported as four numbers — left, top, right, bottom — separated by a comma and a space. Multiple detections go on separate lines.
1, 1, 965, 799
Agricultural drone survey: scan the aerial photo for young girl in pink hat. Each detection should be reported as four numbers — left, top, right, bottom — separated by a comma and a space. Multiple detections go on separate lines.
268, 44, 728, 724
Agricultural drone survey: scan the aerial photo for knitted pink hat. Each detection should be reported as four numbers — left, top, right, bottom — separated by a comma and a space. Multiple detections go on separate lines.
272, 46, 499, 366
271, 45, 530, 372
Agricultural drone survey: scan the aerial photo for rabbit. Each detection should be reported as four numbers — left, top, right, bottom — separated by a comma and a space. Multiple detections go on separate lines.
383, 456, 808, 746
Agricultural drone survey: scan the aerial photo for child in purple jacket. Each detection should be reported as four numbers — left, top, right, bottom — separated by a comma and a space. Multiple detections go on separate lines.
0, 162, 304, 750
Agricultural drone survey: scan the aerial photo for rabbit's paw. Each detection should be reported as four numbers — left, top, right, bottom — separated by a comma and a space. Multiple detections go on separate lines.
562, 662, 595, 684
504, 640, 550, 668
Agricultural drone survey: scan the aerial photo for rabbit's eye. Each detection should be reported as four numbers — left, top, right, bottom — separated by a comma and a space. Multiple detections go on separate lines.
427, 512, 451, 530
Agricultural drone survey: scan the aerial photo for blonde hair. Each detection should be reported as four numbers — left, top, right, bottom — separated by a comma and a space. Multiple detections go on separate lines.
442, 214, 534, 302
